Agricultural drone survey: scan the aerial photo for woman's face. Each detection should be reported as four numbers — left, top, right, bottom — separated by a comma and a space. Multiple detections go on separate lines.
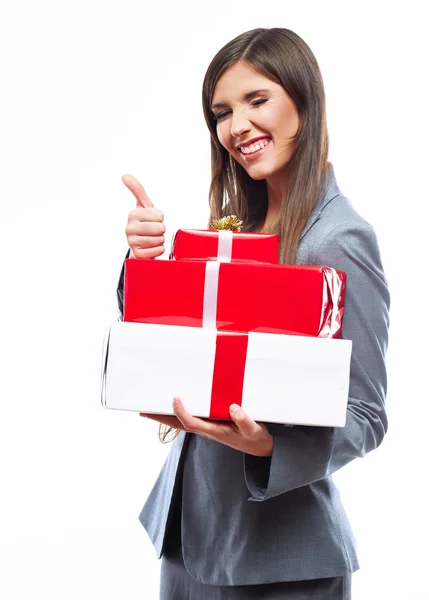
211, 61, 300, 181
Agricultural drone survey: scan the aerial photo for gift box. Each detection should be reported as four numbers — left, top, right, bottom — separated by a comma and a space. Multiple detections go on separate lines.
170, 229, 279, 263
101, 322, 352, 426
123, 258, 347, 338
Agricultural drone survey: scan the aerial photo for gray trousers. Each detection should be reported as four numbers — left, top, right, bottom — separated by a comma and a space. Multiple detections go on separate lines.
160, 508, 351, 599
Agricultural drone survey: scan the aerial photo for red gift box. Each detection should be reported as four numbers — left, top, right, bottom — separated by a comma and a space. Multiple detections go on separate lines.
170, 229, 279, 263
123, 259, 347, 338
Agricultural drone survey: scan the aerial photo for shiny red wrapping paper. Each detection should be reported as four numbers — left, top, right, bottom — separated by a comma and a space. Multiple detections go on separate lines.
210, 332, 249, 419
170, 229, 279, 263
123, 258, 347, 338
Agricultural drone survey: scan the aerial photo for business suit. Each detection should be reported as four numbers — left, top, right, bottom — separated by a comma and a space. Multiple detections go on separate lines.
116, 165, 390, 596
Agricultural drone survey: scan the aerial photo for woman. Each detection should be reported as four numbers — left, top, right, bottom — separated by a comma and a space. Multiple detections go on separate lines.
117, 28, 390, 599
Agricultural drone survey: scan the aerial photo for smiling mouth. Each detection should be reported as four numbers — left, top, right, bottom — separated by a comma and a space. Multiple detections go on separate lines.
238, 138, 271, 161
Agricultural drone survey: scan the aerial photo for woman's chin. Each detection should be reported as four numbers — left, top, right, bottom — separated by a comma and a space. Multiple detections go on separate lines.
244, 165, 272, 181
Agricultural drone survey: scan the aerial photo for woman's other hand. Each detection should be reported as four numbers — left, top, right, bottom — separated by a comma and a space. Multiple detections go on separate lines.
140, 398, 274, 457
123, 174, 166, 258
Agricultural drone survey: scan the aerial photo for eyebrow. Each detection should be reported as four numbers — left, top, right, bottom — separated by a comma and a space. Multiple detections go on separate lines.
211, 89, 271, 111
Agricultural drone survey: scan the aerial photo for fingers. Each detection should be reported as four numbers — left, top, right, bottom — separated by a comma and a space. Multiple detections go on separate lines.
132, 245, 165, 259
229, 404, 260, 437
128, 207, 164, 223
128, 235, 165, 249
126, 207, 165, 258
126, 219, 165, 236
155, 398, 272, 456
173, 398, 218, 438
122, 174, 154, 209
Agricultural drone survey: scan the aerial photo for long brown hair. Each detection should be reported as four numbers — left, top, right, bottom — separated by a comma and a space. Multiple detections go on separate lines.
204, 27, 330, 262
160, 27, 330, 443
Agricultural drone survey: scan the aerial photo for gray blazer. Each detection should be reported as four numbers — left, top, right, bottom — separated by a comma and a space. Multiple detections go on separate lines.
116, 164, 390, 586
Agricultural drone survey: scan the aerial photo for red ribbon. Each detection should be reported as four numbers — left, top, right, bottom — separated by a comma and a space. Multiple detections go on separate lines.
209, 333, 249, 419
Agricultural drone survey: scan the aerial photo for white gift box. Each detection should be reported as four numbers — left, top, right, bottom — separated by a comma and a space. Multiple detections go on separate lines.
101, 322, 352, 427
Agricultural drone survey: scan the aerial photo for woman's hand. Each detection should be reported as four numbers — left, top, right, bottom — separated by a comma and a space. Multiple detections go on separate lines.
140, 398, 274, 457
123, 174, 165, 258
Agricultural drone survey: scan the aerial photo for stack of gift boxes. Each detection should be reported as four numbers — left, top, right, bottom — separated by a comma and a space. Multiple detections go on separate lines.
101, 227, 352, 427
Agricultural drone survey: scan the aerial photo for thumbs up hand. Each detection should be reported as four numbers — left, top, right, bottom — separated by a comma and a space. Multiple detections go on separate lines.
123, 174, 166, 259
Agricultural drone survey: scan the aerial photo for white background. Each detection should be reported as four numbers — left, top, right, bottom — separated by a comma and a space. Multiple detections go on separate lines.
0, 1, 428, 598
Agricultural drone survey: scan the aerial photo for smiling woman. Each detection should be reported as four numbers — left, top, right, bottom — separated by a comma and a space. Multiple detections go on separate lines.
212, 67, 300, 183
201, 29, 329, 266
117, 27, 390, 600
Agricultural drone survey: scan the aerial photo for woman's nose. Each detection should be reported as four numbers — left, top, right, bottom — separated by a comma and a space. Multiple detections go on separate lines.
230, 109, 251, 138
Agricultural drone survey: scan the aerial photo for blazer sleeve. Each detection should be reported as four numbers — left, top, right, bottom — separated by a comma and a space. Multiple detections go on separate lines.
116, 249, 132, 322
244, 220, 390, 501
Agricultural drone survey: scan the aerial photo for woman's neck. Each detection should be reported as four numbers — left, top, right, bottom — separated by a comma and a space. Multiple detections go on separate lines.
258, 172, 289, 232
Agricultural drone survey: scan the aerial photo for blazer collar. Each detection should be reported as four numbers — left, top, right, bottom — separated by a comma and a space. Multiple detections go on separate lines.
299, 163, 341, 242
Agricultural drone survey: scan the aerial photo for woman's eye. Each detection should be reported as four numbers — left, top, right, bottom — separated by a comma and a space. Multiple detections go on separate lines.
251, 98, 268, 106
213, 111, 231, 121
214, 98, 268, 122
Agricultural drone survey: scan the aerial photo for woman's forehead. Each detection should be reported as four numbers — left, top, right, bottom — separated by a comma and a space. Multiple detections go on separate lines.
212, 62, 278, 103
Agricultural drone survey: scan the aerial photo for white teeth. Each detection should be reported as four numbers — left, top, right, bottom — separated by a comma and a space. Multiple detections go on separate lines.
240, 139, 270, 154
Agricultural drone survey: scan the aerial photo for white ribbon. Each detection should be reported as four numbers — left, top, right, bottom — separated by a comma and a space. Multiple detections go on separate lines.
202, 230, 234, 328
217, 230, 233, 262
202, 261, 221, 328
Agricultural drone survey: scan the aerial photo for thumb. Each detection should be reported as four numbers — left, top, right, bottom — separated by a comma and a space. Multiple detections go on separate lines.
229, 405, 259, 437
122, 174, 154, 209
